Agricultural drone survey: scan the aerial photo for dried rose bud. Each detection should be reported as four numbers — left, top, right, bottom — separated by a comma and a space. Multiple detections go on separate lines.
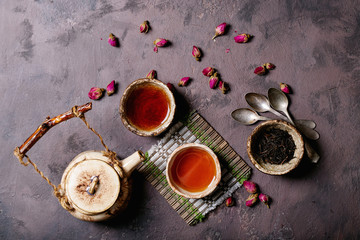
154, 38, 168, 47
265, 63, 276, 70
209, 73, 219, 89
218, 80, 229, 94
178, 77, 191, 87
139, 21, 149, 33
243, 181, 258, 194
234, 33, 251, 43
106, 80, 116, 96
202, 67, 215, 77
225, 197, 235, 207
153, 38, 168, 53
146, 70, 157, 79
212, 22, 227, 40
108, 33, 119, 47
192, 46, 201, 61
166, 83, 175, 92
254, 65, 267, 75
246, 193, 259, 207
280, 83, 291, 94
259, 193, 270, 208
88, 87, 104, 100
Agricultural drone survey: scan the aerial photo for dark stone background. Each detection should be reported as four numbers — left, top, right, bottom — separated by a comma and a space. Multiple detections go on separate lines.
1, 0, 359, 239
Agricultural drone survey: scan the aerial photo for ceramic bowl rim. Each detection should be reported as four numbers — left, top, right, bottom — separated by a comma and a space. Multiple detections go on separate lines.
247, 120, 304, 175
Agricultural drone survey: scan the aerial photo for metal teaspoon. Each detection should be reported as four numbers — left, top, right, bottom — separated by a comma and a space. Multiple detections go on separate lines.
268, 88, 320, 162
294, 119, 316, 129
245, 93, 288, 120
268, 88, 296, 125
267, 88, 319, 139
231, 108, 271, 125
231, 106, 319, 140
245, 91, 318, 140
245, 92, 316, 130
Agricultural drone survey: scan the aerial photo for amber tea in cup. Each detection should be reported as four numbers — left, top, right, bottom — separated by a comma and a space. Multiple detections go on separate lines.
120, 78, 176, 137
125, 84, 170, 131
166, 143, 221, 199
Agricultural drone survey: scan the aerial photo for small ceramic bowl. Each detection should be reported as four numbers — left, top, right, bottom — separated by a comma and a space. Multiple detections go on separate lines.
119, 78, 176, 137
166, 143, 221, 199
247, 120, 304, 175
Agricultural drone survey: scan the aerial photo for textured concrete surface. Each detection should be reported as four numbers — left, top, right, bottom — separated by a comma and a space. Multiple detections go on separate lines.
1, 0, 360, 239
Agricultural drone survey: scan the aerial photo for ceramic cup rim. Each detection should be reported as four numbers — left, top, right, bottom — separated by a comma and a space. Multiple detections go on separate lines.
119, 78, 176, 137
166, 143, 222, 199
247, 120, 304, 175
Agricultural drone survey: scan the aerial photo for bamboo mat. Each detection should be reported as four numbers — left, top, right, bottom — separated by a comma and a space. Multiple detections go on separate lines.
137, 111, 252, 225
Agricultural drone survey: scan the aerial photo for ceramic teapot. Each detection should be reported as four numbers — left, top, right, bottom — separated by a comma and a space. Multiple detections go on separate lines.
14, 103, 145, 221
60, 150, 144, 221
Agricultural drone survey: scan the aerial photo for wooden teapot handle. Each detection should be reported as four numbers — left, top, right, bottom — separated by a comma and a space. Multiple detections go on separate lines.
16, 102, 92, 156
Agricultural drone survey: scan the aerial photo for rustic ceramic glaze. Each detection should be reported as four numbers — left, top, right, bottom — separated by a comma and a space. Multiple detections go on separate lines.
166, 143, 221, 199
119, 78, 176, 137
247, 120, 304, 175
60, 150, 144, 221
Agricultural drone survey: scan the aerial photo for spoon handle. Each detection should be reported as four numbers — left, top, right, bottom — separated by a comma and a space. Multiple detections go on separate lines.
268, 108, 287, 120
283, 111, 296, 126
304, 141, 320, 163
258, 116, 272, 121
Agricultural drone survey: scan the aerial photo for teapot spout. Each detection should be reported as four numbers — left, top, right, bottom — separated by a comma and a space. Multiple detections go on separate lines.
121, 151, 145, 176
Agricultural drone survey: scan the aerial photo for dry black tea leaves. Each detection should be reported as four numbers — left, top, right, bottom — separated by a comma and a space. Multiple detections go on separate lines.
255, 128, 296, 164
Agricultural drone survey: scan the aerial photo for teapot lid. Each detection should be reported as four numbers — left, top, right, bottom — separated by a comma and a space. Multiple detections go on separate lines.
65, 158, 120, 214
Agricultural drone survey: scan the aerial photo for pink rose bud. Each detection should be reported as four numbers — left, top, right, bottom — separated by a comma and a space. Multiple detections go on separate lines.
146, 70, 157, 79
106, 80, 116, 96
154, 38, 168, 47
225, 48, 230, 53
209, 73, 219, 89
202, 67, 215, 77
178, 77, 191, 87
139, 21, 149, 33
153, 38, 168, 53
212, 22, 227, 40
259, 193, 270, 209
234, 33, 251, 43
265, 63, 276, 70
254, 65, 267, 75
225, 197, 235, 207
88, 87, 104, 100
108, 33, 119, 47
246, 193, 259, 207
166, 83, 175, 92
218, 80, 229, 94
243, 181, 258, 194
192, 46, 201, 61
280, 83, 291, 94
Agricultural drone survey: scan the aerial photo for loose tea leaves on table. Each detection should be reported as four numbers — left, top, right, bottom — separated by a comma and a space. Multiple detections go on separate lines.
256, 128, 296, 164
